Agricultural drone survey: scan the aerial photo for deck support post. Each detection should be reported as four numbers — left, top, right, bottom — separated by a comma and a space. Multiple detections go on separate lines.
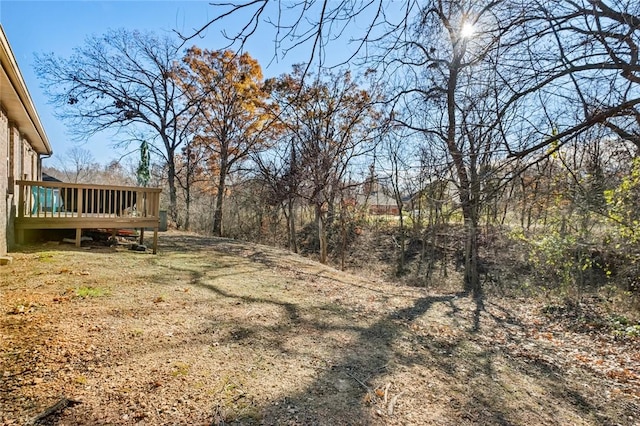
75, 228, 82, 247
152, 228, 158, 254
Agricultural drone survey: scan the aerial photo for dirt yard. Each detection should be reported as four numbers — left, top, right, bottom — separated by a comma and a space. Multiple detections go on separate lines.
1, 231, 639, 425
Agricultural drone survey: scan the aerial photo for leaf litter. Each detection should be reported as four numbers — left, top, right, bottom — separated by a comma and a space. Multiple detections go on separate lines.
0, 231, 638, 425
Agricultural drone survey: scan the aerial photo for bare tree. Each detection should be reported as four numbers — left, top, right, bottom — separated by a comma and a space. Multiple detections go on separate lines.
254, 135, 302, 253
185, 0, 640, 292
509, 0, 640, 158
34, 28, 197, 225
52, 147, 99, 183
173, 140, 210, 231
264, 67, 381, 263
187, 1, 639, 150
380, 127, 419, 276
185, 1, 541, 293
379, 1, 534, 294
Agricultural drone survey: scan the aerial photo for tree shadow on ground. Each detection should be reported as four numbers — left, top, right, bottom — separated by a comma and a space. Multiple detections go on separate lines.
151, 236, 634, 425
5, 233, 637, 425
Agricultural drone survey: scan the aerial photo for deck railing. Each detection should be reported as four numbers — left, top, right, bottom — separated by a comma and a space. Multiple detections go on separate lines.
15, 180, 162, 253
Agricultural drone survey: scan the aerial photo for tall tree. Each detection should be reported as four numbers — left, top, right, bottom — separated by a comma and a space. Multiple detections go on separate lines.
34, 28, 195, 225
177, 48, 274, 237
385, 1, 534, 294
186, 1, 538, 291
187, 1, 639, 153
254, 133, 302, 253
187, 0, 640, 291
173, 138, 211, 231
266, 67, 381, 263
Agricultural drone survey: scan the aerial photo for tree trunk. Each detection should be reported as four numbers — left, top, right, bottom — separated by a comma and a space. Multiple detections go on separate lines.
463, 208, 481, 297
316, 203, 327, 264
166, 152, 178, 227
212, 152, 228, 237
288, 198, 298, 253
446, 59, 481, 297
184, 187, 191, 231
212, 172, 226, 237
397, 203, 405, 276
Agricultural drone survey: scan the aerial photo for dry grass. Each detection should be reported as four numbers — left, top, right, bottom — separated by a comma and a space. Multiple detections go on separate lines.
0, 231, 638, 425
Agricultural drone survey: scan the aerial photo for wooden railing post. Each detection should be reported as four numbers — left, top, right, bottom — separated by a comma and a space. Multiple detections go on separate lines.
17, 181, 25, 219
77, 188, 83, 218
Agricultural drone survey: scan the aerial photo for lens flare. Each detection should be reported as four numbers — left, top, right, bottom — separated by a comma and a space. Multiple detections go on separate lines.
460, 22, 475, 38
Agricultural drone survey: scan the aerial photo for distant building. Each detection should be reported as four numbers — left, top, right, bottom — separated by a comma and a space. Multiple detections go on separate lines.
356, 178, 403, 216
0, 24, 53, 256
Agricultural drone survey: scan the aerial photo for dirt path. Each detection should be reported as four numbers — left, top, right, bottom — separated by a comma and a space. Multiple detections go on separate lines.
1, 231, 638, 425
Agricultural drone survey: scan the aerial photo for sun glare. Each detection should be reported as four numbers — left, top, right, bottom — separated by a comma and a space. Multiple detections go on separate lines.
460, 22, 475, 38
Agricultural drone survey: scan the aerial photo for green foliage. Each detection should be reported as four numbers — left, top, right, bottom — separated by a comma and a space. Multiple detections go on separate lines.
604, 157, 640, 243
136, 140, 151, 187
171, 361, 190, 377
521, 230, 593, 291
512, 199, 610, 294
511, 149, 640, 299
75, 286, 109, 298
601, 157, 640, 298
611, 315, 640, 338
37, 252, 56, 263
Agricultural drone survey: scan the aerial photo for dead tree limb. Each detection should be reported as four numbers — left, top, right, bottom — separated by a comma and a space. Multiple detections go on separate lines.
30, 397, 81, 425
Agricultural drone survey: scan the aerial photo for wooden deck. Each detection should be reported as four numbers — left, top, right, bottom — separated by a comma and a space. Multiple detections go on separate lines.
15, 180, 162, 253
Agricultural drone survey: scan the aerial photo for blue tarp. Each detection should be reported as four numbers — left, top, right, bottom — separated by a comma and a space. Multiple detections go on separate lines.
31, 186, 64, 214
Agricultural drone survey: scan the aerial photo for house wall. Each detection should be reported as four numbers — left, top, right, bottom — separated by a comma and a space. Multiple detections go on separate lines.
7, 123, 21, 250
0, 107, 8, 255
1, 25, 52, 257
16, 131, 38, 183
369, 205, 400, 216
0, 109, 40, 255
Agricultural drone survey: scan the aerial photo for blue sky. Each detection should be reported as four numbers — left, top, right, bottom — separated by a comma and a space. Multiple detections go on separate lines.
0, 1, 304, 166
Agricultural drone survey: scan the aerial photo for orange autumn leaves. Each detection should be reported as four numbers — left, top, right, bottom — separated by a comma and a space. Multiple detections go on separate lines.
174, 48, 276, 195
170, 47, 379, 237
